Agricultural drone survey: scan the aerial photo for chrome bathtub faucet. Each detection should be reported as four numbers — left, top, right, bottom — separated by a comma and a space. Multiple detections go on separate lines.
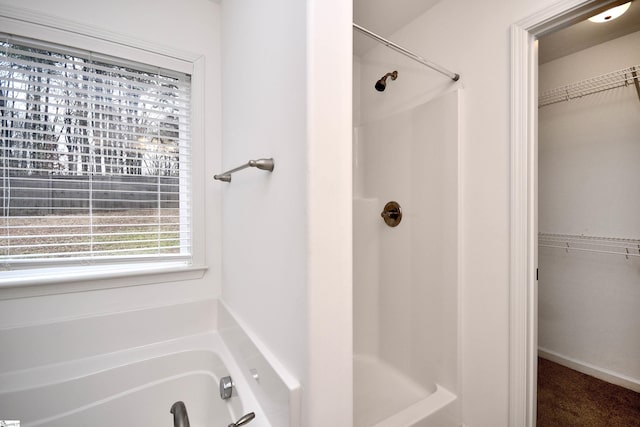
220, 375, 234, 399
170, 401, 190, 427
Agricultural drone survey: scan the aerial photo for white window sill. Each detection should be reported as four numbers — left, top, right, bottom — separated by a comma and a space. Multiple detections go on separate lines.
0, 263, 208, 300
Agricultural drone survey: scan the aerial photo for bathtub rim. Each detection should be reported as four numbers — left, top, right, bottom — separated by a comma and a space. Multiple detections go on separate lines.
0, 332, 227, 392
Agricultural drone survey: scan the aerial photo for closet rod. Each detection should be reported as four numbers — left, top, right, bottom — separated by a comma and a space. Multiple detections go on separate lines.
538, 244, 640, 258
539, 232, 640, 245
353, 23, 460, 82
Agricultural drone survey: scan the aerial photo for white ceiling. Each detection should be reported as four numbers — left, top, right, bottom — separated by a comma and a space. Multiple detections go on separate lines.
353, 0, 640, 63
353, 0, 442, 56
539, 1, 640, 63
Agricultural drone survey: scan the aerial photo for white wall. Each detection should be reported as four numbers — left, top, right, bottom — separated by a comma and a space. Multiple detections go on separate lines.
354, 1, 559, 425
538, 31, 640, 389
539, 31, 640, 237
306, 1, 353, 425
220, 0, 308, 382
220, 0, 352, 425
0, 0, 222, 324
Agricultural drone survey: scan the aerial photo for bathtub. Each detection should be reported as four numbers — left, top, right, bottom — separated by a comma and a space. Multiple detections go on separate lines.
0, 332, 270, 427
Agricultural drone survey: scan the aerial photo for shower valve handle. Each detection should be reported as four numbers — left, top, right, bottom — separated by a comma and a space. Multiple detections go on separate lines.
381, 201, 402, 227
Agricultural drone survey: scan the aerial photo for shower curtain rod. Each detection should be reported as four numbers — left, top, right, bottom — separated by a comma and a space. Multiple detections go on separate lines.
353, 23, 460, 82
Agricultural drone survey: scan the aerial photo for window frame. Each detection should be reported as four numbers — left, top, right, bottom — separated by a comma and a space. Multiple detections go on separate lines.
0, 9, 207, 298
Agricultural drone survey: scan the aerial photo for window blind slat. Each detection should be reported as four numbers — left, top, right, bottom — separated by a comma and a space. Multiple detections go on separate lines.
1, 49, 191, 96
0, 132, 191, 158
3, 35, 191, 80
0, 88, 191, 120
0, 69, 191, 101
0, 76, 191, 112
0, 162, 192, 174
0, 77, 190, 115
1, 115, 191, 146
2, 246, 189, 259
0, 104, 190, 133
3, 224, 183, 232
0, 176, 190, 189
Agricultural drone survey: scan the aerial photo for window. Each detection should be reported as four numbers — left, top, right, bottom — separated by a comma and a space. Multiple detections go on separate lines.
0, 34, 192, 271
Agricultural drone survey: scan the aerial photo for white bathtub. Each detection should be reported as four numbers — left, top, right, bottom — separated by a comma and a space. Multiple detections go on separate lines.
0, 332, 270, 427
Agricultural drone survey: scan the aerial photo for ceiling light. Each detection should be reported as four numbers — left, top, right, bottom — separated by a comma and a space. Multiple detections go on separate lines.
588, 2, 632, 23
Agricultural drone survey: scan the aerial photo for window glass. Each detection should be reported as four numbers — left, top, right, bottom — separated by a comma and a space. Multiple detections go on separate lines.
0, 34, 192, 270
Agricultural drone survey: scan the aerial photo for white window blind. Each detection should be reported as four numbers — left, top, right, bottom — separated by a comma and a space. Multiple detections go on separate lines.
0, 34, 192, 270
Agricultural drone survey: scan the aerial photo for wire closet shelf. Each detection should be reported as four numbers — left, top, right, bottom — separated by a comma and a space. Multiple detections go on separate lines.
538, 64, 640, 108
538, 232, 640, 259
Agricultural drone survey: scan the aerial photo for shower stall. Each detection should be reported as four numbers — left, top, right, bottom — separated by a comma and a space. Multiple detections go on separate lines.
353, 24, 461, 427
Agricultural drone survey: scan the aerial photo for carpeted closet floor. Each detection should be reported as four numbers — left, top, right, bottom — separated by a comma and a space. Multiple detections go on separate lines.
537, 357, 640, 426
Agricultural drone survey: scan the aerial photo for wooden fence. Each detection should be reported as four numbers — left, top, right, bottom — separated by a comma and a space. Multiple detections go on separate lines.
0, 174, 180, 215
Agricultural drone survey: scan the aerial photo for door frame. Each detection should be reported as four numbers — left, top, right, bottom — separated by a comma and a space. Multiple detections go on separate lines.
508, 0, 625, 425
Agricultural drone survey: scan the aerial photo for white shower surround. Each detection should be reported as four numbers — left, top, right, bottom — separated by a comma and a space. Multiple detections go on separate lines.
353, 90, 461, 426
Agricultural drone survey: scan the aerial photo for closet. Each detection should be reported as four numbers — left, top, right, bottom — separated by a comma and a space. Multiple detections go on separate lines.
536, 15, 640, 426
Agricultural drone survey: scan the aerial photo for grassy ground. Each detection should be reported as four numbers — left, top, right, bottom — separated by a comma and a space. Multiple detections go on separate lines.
0, 208, 181, 258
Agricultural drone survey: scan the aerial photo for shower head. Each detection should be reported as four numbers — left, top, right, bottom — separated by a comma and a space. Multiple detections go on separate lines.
375, 71, 398, 92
